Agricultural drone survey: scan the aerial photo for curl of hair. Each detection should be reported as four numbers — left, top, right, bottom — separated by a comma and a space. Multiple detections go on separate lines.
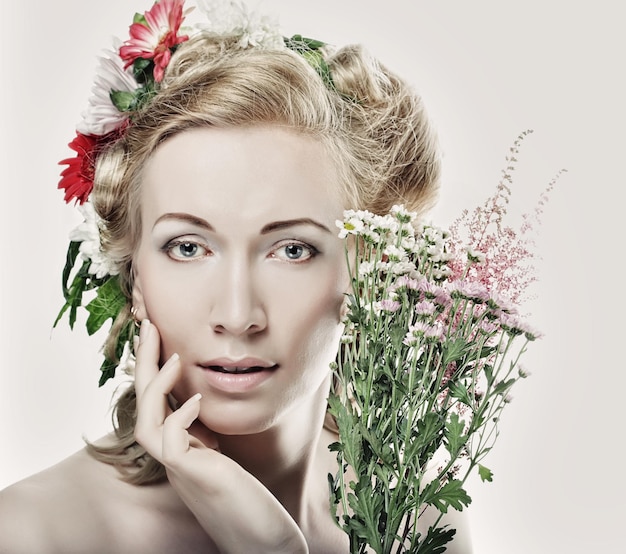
88, 34, 441, 484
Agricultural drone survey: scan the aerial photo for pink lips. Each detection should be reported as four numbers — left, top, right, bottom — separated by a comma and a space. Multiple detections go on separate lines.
199, 357, 278, 393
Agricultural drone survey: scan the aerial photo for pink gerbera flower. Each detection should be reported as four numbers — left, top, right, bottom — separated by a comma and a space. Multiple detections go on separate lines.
119, 0, 189, 82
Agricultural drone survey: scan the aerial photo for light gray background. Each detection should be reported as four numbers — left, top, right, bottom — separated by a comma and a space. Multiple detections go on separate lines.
1, 1, 623, 552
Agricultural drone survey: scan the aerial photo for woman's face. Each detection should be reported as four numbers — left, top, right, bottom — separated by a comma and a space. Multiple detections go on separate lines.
133, 125, 349, 435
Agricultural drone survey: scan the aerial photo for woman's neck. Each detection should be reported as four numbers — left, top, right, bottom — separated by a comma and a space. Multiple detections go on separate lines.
213, 375, 333, 523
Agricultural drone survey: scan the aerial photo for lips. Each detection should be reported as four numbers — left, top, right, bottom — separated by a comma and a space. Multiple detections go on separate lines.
200, 357, 278, 375
207, 365, 273, 374
199, 357, 278, 393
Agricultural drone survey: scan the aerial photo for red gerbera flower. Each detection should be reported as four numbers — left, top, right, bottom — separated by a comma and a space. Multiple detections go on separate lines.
119, 0, 189, 83
58, 132, 99, 205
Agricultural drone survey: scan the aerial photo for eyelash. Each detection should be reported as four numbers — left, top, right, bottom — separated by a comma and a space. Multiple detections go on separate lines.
161, 239, 319, 263
270, 241, 319, 263
162, 239, 212, 261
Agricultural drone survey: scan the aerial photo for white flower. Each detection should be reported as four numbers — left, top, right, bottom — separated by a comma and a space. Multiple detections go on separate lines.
467, 247, 487, 264
194, 0, 284, 49
390, 204, 414, 224
358, 261, 376, 277
77, 40, 139, 136
68, 201, 119, 278
383, 245, 406, 262
337, 215, 365, 239
115, 341, 136, 376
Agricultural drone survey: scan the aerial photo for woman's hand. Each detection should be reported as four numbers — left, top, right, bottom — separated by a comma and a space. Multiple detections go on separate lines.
133, 319, 308, 554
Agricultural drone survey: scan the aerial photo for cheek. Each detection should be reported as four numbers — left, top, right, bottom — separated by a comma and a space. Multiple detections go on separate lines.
273, 266, 346, 364
134, 251, 201, 357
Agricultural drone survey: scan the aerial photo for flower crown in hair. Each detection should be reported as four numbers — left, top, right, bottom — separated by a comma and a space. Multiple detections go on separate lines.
55, 0, 333, 386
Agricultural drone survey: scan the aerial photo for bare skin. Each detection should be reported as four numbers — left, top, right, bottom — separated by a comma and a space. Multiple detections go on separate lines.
0, 426, 348, 554
0, 127, 472, 553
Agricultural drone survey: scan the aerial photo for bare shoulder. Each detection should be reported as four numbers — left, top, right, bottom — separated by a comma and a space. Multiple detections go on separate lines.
0, 446, 212, 554
0, 448, 110, 553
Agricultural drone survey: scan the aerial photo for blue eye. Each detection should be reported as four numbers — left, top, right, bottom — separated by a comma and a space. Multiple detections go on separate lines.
165, 240, 210, 261
272, 242, 318, 263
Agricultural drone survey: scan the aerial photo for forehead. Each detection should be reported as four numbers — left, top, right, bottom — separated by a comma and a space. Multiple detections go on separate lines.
140, 125, 345, 228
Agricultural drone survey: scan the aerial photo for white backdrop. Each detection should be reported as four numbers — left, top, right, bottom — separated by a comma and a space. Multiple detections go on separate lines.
1, 1, 624, 553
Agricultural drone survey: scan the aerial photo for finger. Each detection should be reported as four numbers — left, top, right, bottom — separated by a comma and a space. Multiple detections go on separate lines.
189, 420, 220, 451
133, 319, 160, 400
162, 393, 202, 464
135, 352, 181, 434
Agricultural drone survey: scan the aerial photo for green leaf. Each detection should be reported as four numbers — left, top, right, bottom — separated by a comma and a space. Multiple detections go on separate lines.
448, 381, 473, 406
98, 357, 117, 387
132, 12, 147, 25
61, 241, 81, 298
98, 319, 135, 388
285, 34, 327, 51
405, 412, 445, 465
423, 479, 472, 513
442, 337, 469, 365
414, 525, 456, 554
85, 276, 126, 335
133, 58, 155, 86
54, 259, 92, 329
110, 90, 138, 112
483, 363, 494, 385
493, 378, 516, 396
478, 464, 494, 483
284, 34, 335, 89
444, 413, 467, 457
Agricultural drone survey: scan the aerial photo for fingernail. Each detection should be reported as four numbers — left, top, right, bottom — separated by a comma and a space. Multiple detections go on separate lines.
162, 353, 180, 371
139, 319, 150, 344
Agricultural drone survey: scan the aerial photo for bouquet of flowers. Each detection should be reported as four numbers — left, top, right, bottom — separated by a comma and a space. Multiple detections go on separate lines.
328, 131, 561, 553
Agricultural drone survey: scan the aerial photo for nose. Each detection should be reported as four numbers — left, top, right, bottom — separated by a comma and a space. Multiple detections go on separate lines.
208, 256, 267, 336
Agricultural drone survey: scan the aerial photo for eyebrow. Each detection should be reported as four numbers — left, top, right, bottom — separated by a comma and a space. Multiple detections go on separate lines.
153, 213, 331, 234
260, 218, 331, 234
153, 213, 214, 231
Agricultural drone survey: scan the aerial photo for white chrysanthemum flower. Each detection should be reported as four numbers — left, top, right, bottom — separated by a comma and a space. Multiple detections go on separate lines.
390, 204, 414, 223
383, 245, 406, 262
337, 215, 366, 239
358, 261, 376, 277
194, 0, 284, 49
77, 40, 139, 136
467, 247, 487, 264
69, 201, 119, 278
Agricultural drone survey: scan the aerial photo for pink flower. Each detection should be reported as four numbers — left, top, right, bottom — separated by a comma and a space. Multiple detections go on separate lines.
379, 299, 401, 313
392, 275, 420, 291
447, 279, 489, 303
119, 0, 189, 82
414, 301, 436, 317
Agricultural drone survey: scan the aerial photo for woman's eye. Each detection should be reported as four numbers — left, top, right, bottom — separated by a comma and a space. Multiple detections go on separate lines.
165, 240, 210, 261
272, 242, 317, 263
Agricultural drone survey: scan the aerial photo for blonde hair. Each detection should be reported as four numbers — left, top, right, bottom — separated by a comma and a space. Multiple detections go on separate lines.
87, 34, 441, 484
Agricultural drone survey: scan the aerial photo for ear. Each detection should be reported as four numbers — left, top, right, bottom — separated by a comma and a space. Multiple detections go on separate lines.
131, 270, 148, 321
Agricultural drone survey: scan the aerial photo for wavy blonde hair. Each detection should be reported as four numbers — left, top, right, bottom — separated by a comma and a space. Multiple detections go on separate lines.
87, 34, 441, 484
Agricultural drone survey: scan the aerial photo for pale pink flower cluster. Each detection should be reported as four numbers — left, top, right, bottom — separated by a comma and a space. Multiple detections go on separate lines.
447, 130, 562, 307
337, 198, 543, 397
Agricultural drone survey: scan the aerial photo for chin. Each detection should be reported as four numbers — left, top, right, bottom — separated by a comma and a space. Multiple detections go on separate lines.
197, 402, 281, 437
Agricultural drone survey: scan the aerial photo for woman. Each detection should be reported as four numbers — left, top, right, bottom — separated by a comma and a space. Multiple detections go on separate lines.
0, 1, 471, 551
